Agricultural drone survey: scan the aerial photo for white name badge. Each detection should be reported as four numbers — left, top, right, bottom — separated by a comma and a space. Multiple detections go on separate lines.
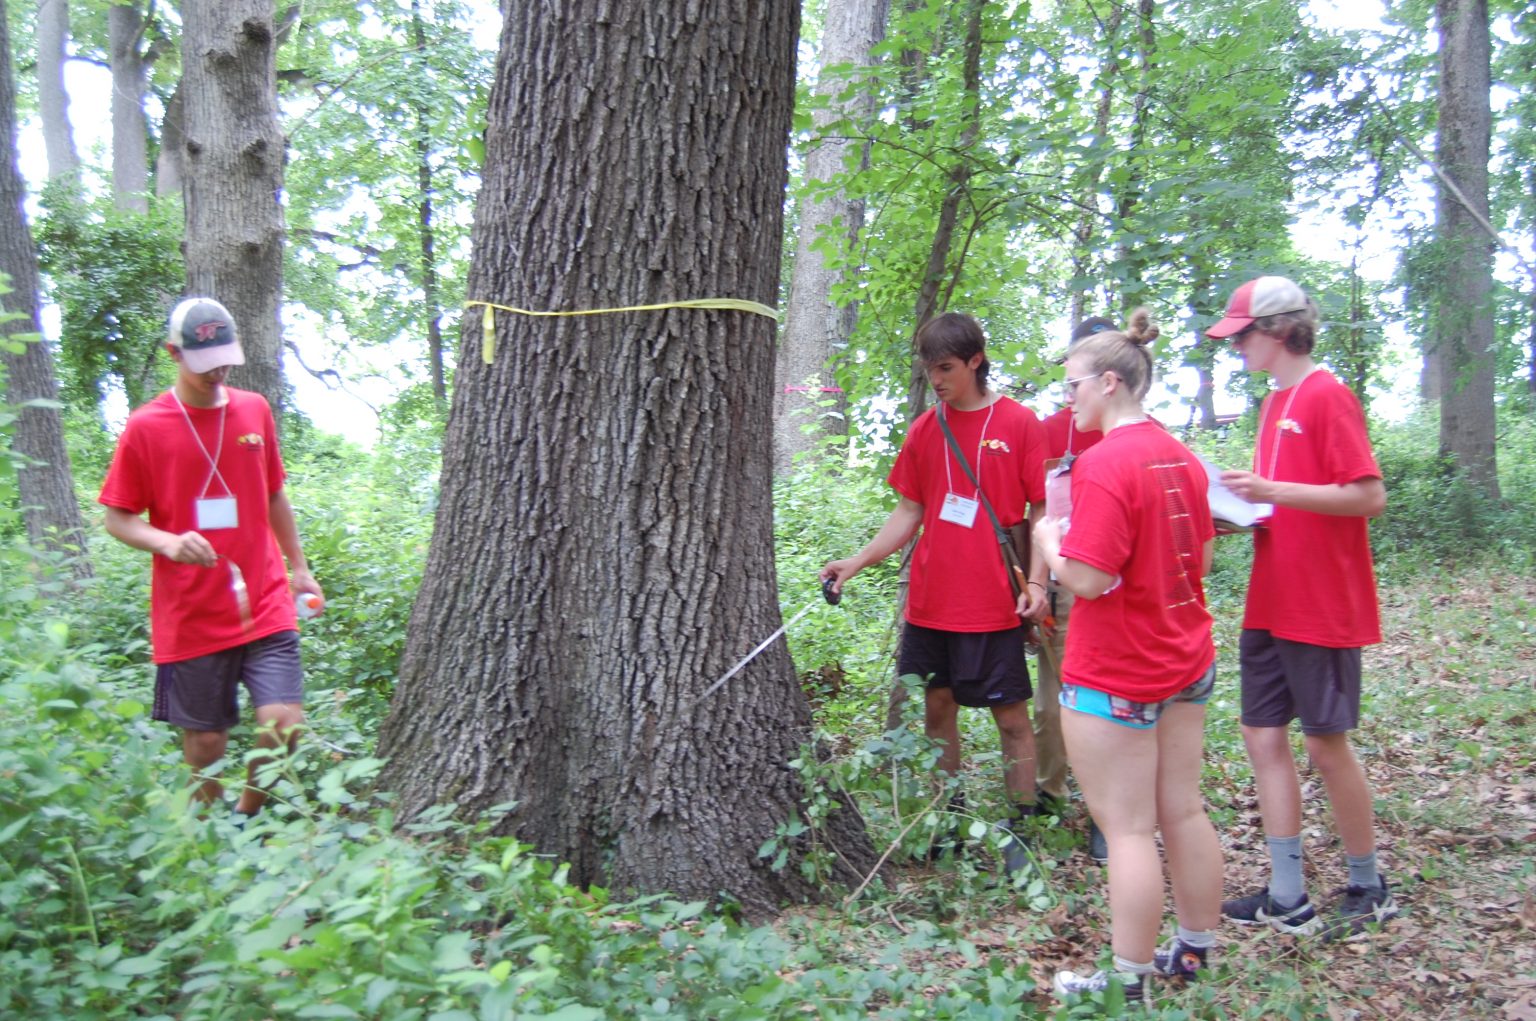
939, 493, 979, 529
195, 496, 239, 530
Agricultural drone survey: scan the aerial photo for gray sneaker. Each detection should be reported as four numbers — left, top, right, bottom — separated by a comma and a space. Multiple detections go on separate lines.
1322, 877, 1399, 941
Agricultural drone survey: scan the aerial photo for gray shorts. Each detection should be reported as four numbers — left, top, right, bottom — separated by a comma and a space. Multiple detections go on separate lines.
1238, 628, 1361, 735
153, 630, 303, 732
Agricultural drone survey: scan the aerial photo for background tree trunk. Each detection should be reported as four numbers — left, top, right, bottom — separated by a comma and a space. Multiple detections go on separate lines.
36, 0, 80, 179
109, 3, 150, 212
1, 0, 90, 575
772, 0, 888, 472
410, 0, 446, 408
377, 0, 875, 916
156, 82, 184, 198
1433, 0, 1499, 497
180, 0, 286, 413
1068, 4, 1124, 327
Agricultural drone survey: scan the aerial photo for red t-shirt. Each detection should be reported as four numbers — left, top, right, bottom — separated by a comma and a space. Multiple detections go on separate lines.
1042, 406, 1103, 460
888, 396, 1048, 633
1245, 371, 1381, 648
1059, 421, 1216, 701
99, 388, 297, 663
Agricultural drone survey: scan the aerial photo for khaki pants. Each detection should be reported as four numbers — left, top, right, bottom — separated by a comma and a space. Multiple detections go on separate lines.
1032, 583, 1075, 800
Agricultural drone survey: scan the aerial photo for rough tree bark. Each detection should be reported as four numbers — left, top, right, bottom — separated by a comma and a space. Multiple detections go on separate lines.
1432, 0, 1499, 497
109, 3, 150, 212
772, 0, 888, 472
36, 0, 80, 179
180, 0, 286, 413
1, 0, 91, 574
376, 1, 876, 916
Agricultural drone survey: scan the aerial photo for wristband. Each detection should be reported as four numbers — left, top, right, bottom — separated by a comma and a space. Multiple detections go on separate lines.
1027, 581, 1045, 591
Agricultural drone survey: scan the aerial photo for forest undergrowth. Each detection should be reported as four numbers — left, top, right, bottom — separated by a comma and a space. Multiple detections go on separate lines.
3, 417, 1534, 1019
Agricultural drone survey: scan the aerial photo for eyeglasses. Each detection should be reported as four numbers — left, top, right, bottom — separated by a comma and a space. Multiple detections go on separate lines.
1062, 371, 1104, 394
1231, 323, 1260, 341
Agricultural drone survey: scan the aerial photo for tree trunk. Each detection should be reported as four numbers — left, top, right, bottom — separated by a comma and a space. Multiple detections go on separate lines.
109, 3, 150, 213
1433, 0, 1498, 497
410, 0, 446, 408
885, 0, 983, 734
155, 82, 184, 198
180, 0, 286, 414
902, 0, 984, 425
772, 0, 888, 472
36, 0, 80, 179
376, 0, 875, 916
1111, 0, 1156, 312
1, 0, 91, 575
1068, 4, 1124, 327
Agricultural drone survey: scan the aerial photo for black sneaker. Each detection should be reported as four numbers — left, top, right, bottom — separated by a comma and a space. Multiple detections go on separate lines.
1321, 877, 1399, 941
1034, 788, 1069, 820
1152, 938, 1207, 980
1087, 818, 1108, 864
1221, 888, 1322, 935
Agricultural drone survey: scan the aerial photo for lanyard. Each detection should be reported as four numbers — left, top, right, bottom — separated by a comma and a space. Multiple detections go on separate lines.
940, 400, 996, 498
1255, 369, 1316, 481
171, 390, 233, 499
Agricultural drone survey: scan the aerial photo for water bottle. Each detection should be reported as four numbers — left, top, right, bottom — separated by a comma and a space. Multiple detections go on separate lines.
295, 592, 324, 619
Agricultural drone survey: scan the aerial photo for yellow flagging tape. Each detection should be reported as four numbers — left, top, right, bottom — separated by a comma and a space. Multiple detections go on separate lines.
467, 298, 780, 364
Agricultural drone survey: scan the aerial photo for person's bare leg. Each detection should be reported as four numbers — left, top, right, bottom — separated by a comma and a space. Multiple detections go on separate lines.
235, 702, 304, 815
183, 728, 230, 805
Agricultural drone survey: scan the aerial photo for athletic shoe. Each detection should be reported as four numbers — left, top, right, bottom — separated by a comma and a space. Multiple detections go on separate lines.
1087, 818, 1109, 864
1034, 788, 1069, 820
1051, 968, 1145, 1004
1152, 938, 1207, 980
1221, 888, 1323, 935
1321, 877, 1399, 941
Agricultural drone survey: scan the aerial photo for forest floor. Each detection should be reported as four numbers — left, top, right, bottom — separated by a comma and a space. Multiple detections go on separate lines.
777, 568, 1536, 1020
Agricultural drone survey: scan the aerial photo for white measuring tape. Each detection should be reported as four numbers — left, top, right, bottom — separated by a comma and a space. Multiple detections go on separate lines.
695, 597, 823, 704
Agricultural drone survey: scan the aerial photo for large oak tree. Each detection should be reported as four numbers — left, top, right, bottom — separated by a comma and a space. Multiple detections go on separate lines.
179, 0, 285, 412
377, 1, 876, 915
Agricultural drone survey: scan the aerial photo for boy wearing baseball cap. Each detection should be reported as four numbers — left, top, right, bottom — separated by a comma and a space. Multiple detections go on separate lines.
99, 298, 322, 822
1206, 276, 1397, 940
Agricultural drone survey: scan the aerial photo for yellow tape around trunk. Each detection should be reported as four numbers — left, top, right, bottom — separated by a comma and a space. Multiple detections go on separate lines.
467, 298, 780, 364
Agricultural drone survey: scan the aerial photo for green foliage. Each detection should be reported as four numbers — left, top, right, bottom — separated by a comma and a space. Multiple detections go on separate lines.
32, 188, 184, 413
1369, 408, 1536, 575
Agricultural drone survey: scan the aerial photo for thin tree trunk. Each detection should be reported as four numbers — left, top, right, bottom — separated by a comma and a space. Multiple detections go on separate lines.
180, 0, 286, 414
410, 0, 446, 407
1111, 0, 1156, 312
772, 0, 888, 472
885, 0, 983, 734
1433, 0, 1498, 497
1068, 4, 1124, 326
109, 3, 150, 212
36, 0, 80, 179
377, 0, 875, 915
903, 0, 984, 425
1, 0, 91, 575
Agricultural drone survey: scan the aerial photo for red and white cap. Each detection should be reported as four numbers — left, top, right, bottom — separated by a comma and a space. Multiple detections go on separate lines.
1205, 276, 1310, 339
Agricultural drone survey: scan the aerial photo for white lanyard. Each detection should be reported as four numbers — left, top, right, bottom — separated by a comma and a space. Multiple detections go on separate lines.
940, 400, 997, 497
171, 390, 233, 499
1255, 368, 1317, 481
